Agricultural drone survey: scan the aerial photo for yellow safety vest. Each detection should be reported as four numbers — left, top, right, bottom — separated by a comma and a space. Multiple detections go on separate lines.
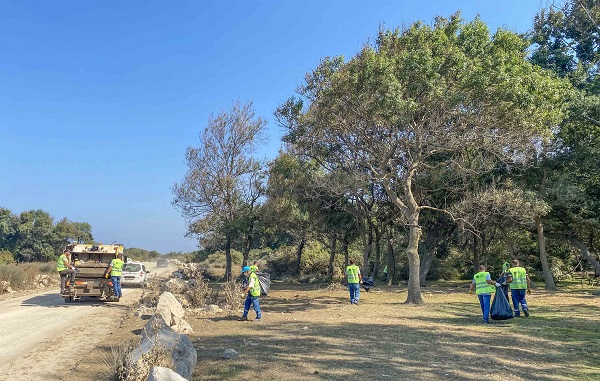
347, 265, 360, 284
249, 272, 261, 297
110, 259, 124, 277
509, 267, 527, 289
57, 254, 68, 272
474, 271, 494, 295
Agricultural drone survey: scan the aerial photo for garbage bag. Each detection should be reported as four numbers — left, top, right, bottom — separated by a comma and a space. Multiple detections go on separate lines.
362, 277, 375, 292
256, 271, 271, 296
496, 275, 510, 301
491, 287, 514, 320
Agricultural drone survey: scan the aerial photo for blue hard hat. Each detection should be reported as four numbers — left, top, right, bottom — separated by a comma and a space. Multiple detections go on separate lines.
242, 266, 251, 273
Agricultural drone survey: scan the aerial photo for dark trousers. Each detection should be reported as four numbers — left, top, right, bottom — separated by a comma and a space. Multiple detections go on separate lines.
59, 269, 76, 291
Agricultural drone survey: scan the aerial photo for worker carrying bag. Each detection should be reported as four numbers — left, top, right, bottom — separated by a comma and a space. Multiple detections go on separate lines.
490, 287, 514, 320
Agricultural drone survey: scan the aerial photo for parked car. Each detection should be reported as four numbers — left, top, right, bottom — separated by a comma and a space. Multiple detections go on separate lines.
121, 262, 149, 287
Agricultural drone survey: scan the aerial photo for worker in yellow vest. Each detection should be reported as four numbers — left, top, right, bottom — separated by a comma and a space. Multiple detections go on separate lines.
57, 249, 76, 294
239, 266, 262, 321
346, 260, 363, 305
469, 264, 501, 324
103, 253, 124, 299
505, 259, 532, 317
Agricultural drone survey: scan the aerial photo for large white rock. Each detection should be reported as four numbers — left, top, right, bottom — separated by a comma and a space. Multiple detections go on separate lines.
156, 291, 185, 326
131, 324, 197, 380
147, 366, 188, 381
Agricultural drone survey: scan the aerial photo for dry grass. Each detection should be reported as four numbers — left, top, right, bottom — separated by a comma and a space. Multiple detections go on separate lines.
187, 282, 600, 381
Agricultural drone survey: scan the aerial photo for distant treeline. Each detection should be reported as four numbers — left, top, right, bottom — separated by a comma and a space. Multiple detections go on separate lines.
0, 208, 93, 263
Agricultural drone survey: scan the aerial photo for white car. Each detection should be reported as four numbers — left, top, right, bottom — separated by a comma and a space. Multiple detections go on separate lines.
121, 262, 150, 287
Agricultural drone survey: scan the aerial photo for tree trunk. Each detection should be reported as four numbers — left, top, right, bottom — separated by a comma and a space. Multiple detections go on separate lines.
569, 237, 600, 275
295, 236, 306, 275
362, 227, 373, 277
535, 216, 557, 291
328, 235, 337, 280
225, 233, 232, 281
405, 214, 423, 304
544, 232, 600, 277
472, 235, 479, 275
343, 235, 350, 268
242, 219, 255, 267
373, 228, 382, 279
419, 224, 440, 286
386, 230, 394, 285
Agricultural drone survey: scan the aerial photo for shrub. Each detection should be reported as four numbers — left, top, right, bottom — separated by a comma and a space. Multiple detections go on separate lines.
203, 250, 243, 268
0, 250, 14, 264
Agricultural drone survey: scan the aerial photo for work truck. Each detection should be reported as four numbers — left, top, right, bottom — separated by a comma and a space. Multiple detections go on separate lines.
61, 242, 127, 303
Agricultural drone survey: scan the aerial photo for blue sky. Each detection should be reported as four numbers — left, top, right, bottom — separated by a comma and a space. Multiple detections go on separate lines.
0, 1, 543, 253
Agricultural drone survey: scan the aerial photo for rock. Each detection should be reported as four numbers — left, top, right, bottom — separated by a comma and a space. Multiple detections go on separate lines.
222, 349, 239, 359
131, 325, 197, 380
156, 291, 185, 326
172, 316, 194, 334
0, 281, 12, 294
163, 278, 188, 294
207, 304, 223, 313
147, 366, 188, 381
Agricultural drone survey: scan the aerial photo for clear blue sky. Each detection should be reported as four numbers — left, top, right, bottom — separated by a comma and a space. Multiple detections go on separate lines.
0, 1, 542, 253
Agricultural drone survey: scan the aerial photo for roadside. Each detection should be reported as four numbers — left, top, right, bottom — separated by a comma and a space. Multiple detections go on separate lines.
58, 281, 600, 381
0, 261, 172, 381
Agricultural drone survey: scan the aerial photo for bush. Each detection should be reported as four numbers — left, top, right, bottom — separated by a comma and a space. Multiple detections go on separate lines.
0, 262, 58, 290
0, 250, 14, 264
203, 250, 243, 268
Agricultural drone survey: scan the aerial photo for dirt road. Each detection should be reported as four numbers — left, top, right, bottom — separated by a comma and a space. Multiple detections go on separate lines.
0, 262, 172, 381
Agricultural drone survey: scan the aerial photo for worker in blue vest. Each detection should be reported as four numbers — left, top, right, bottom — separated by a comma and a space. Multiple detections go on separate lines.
469, 264, 501, 324
505, 259, 532, 317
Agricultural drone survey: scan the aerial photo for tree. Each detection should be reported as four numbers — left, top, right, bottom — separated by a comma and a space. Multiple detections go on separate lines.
282, 14, 569, 303
52, 218, 93, 250
14, 210, 56, 262
172, 101, 266, 280
529, 0, 600, 277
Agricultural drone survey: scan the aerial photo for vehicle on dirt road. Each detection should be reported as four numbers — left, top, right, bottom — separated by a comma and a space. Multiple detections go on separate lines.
157, 257, 169, 268
121, 262, 150, 287
62, 243, 126, 303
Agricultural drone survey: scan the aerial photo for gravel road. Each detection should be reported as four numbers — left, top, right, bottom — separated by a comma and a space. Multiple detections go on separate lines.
0, 262, 172, 381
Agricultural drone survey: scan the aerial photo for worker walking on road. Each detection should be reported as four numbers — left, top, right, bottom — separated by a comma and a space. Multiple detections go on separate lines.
239, 266, 262, 321
505, 259, 532, 317
469, 264, 501, 324
104, 253, 124, 299
57, 249, 76, 294
346, 260, 363, 305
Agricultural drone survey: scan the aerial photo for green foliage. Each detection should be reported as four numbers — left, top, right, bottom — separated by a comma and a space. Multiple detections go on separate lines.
0, 250, 14, 264
203, 250, 243, 268
124, 247, 160, 261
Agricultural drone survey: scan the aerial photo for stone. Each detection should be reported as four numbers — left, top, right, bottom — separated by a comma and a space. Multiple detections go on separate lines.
156, 291, 185, 326
222, 349, 239, 359
147, 366, 187, 381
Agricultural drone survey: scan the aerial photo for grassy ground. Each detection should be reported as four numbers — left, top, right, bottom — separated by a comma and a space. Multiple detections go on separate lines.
67, 281, 600, 381
187, 282, 600, 381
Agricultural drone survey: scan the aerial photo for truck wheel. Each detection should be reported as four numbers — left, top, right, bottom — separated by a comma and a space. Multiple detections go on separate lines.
64, 296, 73, 303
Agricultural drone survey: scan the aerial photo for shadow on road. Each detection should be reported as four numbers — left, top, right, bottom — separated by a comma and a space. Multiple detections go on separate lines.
21, 293, 130, 309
